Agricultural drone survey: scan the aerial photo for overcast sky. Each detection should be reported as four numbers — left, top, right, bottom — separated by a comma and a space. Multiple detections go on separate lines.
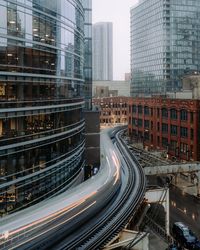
92, 0, 139, 80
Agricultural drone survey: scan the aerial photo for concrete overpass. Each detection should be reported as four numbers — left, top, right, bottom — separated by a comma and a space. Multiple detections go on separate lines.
144, 163, 200, 196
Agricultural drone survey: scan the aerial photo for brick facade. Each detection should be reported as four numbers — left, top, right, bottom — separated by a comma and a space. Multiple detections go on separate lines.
128, 97, 200, 161
93, 97, 129, 125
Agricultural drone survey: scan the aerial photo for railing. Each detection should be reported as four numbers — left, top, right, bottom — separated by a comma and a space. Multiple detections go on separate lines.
0, 97, 84, 109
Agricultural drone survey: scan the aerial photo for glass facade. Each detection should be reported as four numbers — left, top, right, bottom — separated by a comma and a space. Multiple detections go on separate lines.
0, 0, 85, 214
83, 0, 92, 109
131, 0, 200, 96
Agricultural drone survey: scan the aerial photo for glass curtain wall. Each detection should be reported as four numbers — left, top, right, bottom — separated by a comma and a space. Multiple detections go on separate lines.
83, 0, 92, 110
0, 0, 85, 214
131, 0, 200, 96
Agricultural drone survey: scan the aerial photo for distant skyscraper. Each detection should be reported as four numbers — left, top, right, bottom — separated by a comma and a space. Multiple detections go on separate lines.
92, 22, 113, 81
130, 0, 200, 96
125, 73, 131, 82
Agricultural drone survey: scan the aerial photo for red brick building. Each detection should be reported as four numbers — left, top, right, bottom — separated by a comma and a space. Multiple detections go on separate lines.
128, 97, 200, 161
93, 97, 129, 125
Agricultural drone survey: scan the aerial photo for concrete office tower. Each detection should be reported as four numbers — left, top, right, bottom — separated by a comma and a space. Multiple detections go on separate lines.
93, 22, 113, 81
130, 0, 200, 96
0, 0, 86, 213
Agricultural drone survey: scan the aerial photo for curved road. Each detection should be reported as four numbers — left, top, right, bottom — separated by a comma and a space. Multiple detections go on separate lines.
0, 127, 146, 250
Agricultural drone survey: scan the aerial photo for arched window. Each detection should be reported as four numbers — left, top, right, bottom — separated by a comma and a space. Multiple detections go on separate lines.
161, 108, 168, 118
180, 109, 188, 121
132, 105, 137, 113
170, 108, 177, 120
144, 106, 150, 115
138, 105, 143, 114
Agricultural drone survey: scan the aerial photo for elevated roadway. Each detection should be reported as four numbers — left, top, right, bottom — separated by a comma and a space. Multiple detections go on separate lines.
144, 163, 200, 176
0, 127, 146, 250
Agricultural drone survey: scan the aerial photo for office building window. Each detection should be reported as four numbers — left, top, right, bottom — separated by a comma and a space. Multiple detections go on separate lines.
180, 110, 188, 121
180, 143, 188, 154
144, 120, 150, 128
138, 105, 143, 114
170, 125, 178, 136
162, 123, 168, 133
144, 106, 150, 115
130, 0, 200, 96
170, 140, 177, 150
190, 112, 194, 123
157, 122, 160, 131
132, 118, 137, 126
162, 108, 168, 118
180, 127, 188, 138
138, 119, 143, 127
162, 137, 168, 148
170, 109, 177, 120
157, 108, 160, 117
191, 128, 194, 140
132, 105, 137, 113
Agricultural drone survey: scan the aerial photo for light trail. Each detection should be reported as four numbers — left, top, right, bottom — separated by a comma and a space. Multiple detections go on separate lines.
9, 201, 96, 250
0, 191, 97, 245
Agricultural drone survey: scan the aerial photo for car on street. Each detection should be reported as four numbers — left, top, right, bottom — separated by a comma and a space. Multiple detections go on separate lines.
172, 222, 200, 249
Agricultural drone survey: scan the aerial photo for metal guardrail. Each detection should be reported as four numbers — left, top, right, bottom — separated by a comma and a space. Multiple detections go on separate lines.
0, 98, 84, 109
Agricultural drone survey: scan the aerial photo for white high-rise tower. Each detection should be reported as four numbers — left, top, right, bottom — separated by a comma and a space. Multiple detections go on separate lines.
92, 22, 113, 81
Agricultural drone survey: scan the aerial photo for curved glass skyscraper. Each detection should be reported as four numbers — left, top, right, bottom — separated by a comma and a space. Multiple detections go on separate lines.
83, 0, 92, 110
0, 0, 85, 213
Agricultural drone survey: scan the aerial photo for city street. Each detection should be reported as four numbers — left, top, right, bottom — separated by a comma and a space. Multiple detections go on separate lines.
170, 185, 200, 237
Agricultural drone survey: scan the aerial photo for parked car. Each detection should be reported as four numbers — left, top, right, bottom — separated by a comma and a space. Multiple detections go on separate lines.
172, 222, 200, 249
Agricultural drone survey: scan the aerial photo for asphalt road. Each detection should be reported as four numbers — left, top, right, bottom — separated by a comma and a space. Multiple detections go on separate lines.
170, 185, 200, 238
